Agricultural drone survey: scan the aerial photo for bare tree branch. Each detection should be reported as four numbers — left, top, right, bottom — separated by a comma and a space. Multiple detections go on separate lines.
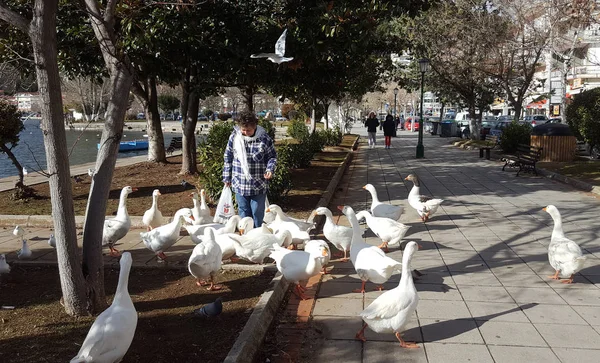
0, 40, 34, 63
0, 3, 29, 33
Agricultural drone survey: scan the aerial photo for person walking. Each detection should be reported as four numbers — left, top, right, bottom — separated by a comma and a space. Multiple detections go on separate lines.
223, 111, 277, 227
383, 114, 396, 149
365, 111, 380, 149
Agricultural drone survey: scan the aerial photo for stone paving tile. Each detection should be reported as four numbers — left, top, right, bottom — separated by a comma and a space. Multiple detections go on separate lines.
476, 321, 547, 347
312, 297, 363, 317
505, 286, 567, 304
415, 283, 462, 301
363, 341, 428, 363
317, 281, 365, 299
309, 340, 362, 363
457, 285, 514, 303
552, 348, 600, 363
551, 285, 600, 305
487, 345, 560, 363
522, 304, 588, 325
493, 271, 551, 287
534, 323, 600, 349
363, 318, 422, 343
571, 305, 600, 325
416, 300, 471, 320
311, 316, 363, 340
424, 342, 493, 363
465, 301, 530, 323
419, 318, 484, 344
450, 271, 502, 286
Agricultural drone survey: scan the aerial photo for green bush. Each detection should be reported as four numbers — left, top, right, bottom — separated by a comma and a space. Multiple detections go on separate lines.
125, 112, 138, 121
287, 118, 310, 140
268, 144, 293, 203
499, 121, 532, 153
197, 121, 235, 202
258, 118, 276, 140
318, 127, 343, 146
308, 130, 325, 154
565, 88, 600, 148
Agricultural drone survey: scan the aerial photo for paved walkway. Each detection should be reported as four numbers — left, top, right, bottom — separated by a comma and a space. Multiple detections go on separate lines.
299, 126, 600, 363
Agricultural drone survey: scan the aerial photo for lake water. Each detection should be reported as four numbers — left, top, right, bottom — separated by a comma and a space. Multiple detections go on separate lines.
0, 119, 185, 178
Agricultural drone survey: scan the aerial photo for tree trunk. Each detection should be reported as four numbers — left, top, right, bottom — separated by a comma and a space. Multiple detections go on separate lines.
310, 107, 316, 134
0, 144, 24, 187
82, 0, 135, 314
243, 86, 254, 113
468, 104, 479, 141
323, 102, 330, 129
181, 93, 199, 175
30, 0, 89, 315
132, 76, 166, 163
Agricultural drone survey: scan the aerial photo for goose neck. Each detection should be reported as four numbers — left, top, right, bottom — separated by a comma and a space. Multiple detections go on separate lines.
151, 194, 159, 209
114, 262, 132, 304
117, 193, 129, 218
550, 213, 565, 239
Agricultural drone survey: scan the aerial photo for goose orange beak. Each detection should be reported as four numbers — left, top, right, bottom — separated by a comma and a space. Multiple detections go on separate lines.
542, 207, 547, 211
322, 249, 329, 256
132, 187, 139, 192
265, 208, 271, 213
189, 215, 195, 221
362, 185, 366, 189
239, 229, 245, 235
337, 205, 344, 211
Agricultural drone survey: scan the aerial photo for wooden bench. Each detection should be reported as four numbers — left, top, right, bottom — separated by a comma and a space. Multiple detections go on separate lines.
166, 136, 182, 155
479, 135, 499, 160
501, 144, 543, 176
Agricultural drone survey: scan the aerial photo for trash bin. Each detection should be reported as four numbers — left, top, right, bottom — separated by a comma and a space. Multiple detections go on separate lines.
431, 121, 440, 135
440, 121, 456, 137
530, 123, 576, 161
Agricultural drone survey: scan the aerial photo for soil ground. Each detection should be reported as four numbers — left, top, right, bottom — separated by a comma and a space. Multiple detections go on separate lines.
0, 266, 274, 363
0, 135, 356, 220
538, 160, 600, 186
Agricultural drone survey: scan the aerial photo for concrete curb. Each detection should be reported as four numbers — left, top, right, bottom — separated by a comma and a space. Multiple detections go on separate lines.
223, 273, 290, 363
537, 167, 600, 196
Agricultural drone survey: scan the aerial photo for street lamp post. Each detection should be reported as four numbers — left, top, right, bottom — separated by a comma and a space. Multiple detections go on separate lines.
416, 59, 430, 159
393, 87, 399, 117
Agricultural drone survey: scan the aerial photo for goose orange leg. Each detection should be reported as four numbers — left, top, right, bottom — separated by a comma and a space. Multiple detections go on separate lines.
207, 276, 222, 291
355, 323, 368, 342
548, 270, 560, 280
378, 241, 389, 253
340, 250, 349, 262
395, 332, 419, 348
353, 281, 367, 293
293, 284, 309, 300
560, 274, 574, 284
109, 246, 121, 257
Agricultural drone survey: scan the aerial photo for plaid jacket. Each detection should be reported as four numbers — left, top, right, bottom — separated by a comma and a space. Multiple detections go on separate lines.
222, 126, 277, 196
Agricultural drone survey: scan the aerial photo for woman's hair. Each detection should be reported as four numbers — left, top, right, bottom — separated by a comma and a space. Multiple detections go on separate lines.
236, 111, 258, 127
385, 114, 393, 122
368, 111, 376, 118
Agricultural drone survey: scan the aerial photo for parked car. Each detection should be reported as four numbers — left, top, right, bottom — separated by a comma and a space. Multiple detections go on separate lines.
136, 112, 145, 120
547, 117, 562, 124
522, 115, 548, 126
197, 114, 208, 121
496, 115, 513, 122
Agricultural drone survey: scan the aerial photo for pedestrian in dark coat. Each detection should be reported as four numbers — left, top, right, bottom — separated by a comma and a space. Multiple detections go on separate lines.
365, 112, 380, 149
383, 115, 395, 149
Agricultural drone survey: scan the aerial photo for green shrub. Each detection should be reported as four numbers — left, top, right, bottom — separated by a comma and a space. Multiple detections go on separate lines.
287, 119, 310, 140
203, 109, 214, 117
268, 144, 293, 203
565, 88, 600, 148
197, 121, 235, 202
125, 112, 138, 121
308, 130, 325, 154
499, 122, 532, 153
258, 118, 276, 140
318, 127, 343, 146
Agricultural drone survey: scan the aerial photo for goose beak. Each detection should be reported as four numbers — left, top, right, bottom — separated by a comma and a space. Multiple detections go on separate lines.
157, 191, 162, 196
189, 215, 195, 221
362, 185, 366, 189
265, 208, 271, 213
336, 205, 344, 211
311, 211, 317, 216
404, 176, 409, 180
239, 229, 245, 235
542, 207, 547, 211
132, 188, 139, 192
322, 249, 329, 257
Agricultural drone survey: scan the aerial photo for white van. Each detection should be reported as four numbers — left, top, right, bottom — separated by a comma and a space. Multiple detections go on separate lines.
454, 112, 470, 122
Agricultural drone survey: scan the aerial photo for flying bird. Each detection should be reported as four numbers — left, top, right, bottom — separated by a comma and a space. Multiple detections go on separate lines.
250, 29, 294, 64
192, 297, 223, 318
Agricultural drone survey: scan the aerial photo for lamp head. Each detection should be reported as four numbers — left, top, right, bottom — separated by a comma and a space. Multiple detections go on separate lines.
419, 58, 430, 73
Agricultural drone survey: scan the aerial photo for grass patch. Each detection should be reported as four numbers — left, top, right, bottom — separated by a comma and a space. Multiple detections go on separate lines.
538, 161, 600, 186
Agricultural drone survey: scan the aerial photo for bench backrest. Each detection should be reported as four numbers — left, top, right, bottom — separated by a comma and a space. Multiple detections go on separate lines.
486, 135, 499, 145
516, 144, 542, 161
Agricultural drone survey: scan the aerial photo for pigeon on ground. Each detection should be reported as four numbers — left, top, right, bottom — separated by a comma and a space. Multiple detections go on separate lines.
17, 239, 32, 259
48, 234, 56, 248
250, 29, 294, 64
192, 297, 223, 318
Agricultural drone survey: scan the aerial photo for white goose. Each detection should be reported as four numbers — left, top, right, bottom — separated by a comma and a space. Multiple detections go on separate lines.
313, 207, 353, 262
230, 230, 293, 264
103, 186, 137, 256
238, 216, 255, 235
17, 239, 32, 259
70, 252, 137, 363
405, 174, 444, 222
141, 208, 194, 260
356, 210, 411, 253
188, 228, 223, 290
543, 205, 586, 284
184, 215, 241, 243
355, 241, 420, 348
305, 239, 331, 274
270, 242, 328, 300
191, 190, 213, 225
0, 254, 10, 274
267, 204, 314, 232
142, 189, 164, 231
263, 197, 276, 224
213, 233, 240, 261
363, 184, 404, 221
340, 205, 402, 293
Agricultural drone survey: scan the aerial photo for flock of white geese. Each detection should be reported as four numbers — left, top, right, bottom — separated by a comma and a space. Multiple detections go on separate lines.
0, 173, 589, 361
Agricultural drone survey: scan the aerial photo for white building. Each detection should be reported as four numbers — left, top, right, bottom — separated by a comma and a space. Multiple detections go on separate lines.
14, 92, 40, 112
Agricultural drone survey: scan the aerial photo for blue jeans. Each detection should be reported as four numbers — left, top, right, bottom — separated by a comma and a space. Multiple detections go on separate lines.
235, 193, 267, 228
